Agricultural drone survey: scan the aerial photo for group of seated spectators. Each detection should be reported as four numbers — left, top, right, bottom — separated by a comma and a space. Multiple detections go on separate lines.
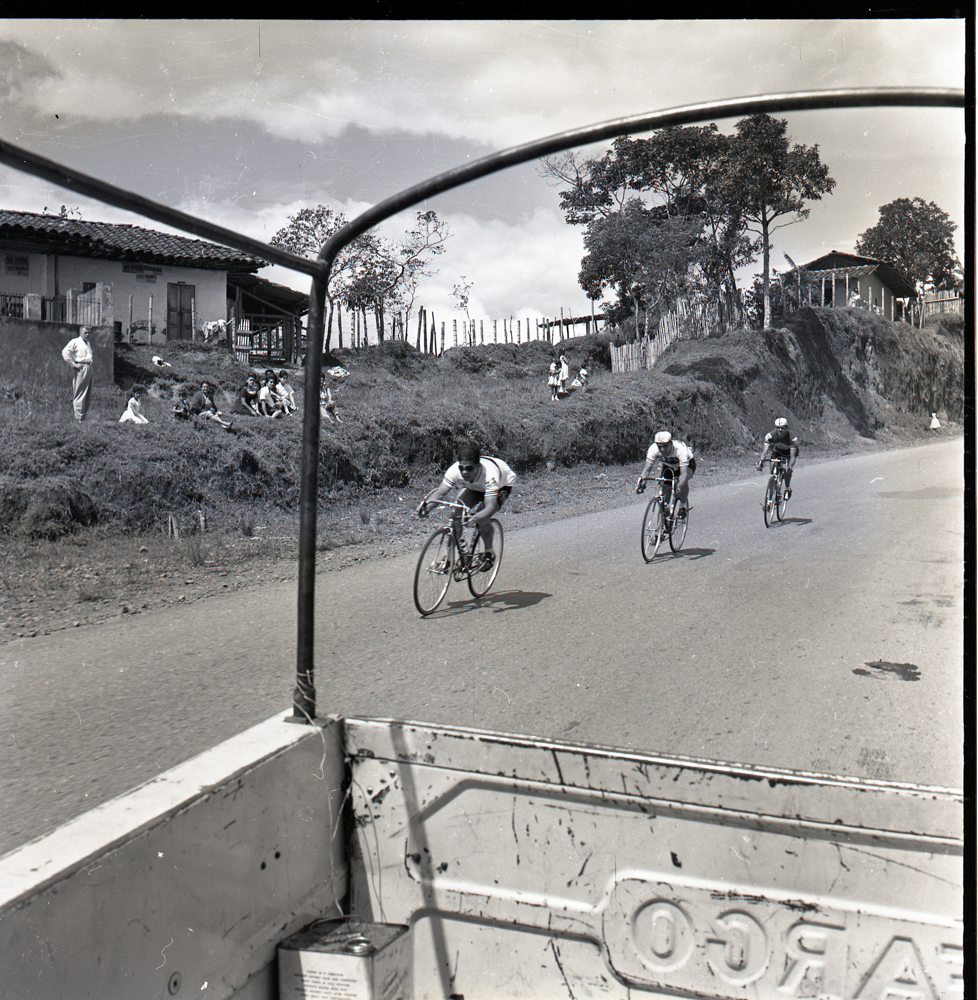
165, 369, 297, 430
230, 369, 297, 420
127, 367, 344, 431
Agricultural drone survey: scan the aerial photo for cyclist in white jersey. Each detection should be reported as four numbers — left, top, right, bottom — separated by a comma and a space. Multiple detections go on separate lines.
417, 444, 517, 564
636, 430, 696, 511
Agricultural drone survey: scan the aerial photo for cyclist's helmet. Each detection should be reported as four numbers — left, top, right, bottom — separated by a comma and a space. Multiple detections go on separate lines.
654, 431, 673, 445
775, 417, 788, 427
457, 444, 481, 464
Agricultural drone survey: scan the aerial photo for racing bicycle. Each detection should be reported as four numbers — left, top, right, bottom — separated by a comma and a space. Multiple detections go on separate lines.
413, 499, 504, 615
637, 475, 688, 561
761, 456, 791, 527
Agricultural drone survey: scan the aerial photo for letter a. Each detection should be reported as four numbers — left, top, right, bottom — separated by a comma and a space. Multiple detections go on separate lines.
855, 937, 938, 1000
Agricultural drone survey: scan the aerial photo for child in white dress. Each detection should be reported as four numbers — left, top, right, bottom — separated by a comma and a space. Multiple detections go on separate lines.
119, 384, 149, 424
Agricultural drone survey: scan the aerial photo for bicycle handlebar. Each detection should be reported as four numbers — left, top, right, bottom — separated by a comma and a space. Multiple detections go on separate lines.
636, 475, 675, 495
417, 498, 477, 521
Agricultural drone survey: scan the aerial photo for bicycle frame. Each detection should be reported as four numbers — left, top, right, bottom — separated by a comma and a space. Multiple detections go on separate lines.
423, 498, 480, 551
1, 86, 962, 718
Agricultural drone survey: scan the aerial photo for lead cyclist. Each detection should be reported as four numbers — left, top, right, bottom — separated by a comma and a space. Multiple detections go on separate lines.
417, 443, 517, 567
636, 430, 696, 513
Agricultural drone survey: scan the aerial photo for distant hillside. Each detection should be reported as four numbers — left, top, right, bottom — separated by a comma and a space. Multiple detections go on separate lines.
0, 307, 963, 538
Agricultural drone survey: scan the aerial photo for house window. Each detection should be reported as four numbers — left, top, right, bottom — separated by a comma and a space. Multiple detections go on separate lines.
5, 255, 29, 276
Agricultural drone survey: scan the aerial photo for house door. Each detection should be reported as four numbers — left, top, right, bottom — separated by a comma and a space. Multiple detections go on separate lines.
167, 283, 195, 340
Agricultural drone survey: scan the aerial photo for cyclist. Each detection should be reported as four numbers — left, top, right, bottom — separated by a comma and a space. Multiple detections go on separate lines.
417, 444, 517, 569
757, 417, 799, 497
636, 431, 695, 513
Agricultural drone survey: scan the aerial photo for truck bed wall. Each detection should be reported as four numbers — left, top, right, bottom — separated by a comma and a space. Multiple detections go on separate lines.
0, 715, 963, 1000
0, 714, 347, 1000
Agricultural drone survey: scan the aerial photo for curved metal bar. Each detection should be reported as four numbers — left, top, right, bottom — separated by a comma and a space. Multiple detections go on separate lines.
294, 86, 963, 720
0, 138, 322, 278
319, 88, 964, 258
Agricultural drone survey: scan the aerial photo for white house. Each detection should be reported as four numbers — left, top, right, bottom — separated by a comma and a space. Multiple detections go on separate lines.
0, 209, 266, 342
798, 251, 917, 322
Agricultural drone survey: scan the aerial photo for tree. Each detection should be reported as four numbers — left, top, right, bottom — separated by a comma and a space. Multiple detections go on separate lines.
271, 207, 449, 348
855, 197, 961, 293
721, 114, 835, 329
541, 126, 756, 317
271, 206, 381, 350
451, 276, 473, 342
579, 200, 708, 340
340, 211, 450, 342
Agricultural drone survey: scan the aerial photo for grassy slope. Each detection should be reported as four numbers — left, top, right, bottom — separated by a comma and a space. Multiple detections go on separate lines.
0, 308, 963, 539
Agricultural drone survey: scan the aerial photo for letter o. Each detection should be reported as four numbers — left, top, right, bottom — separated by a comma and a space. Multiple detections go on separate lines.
632, 900, 695, 972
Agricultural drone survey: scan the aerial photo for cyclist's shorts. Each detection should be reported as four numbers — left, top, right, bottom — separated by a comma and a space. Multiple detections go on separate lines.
459, 486, 512, 510
663, 458, 696, 479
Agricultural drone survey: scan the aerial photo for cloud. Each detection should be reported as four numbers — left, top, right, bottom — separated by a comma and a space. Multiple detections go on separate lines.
4, 19, 963, 144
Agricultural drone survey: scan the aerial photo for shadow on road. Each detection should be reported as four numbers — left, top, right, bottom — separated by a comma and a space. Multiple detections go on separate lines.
649, 547, 716, 562
425, 590, 553, 617
766, 517, 813, 528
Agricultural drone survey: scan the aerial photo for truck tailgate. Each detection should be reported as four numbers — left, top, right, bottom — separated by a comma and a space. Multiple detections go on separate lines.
346, 718, 962, 1000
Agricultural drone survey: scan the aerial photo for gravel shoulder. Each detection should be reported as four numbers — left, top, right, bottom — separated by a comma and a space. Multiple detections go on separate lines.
0, 433, 954, 642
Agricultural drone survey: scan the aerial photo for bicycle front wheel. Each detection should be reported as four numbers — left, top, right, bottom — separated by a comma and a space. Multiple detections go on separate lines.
776, 475, 789, 520
763, 477, 777, 528
641, 499, 667, 562
669, 505, 688, 552
468, 519, 503, 597
414, 527, 455, 615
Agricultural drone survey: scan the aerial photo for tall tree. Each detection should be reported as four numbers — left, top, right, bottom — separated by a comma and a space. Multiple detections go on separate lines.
579, 200, 708, 340
341, 211, 450, 341
721, 114, 835, 329
271, 207, 449, 348
541, 126, 755, 316
854, 197, 961, 293
271, 206, 380, 350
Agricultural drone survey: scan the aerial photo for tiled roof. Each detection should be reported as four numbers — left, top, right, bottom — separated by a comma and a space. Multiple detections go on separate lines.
0, 209, 265, 272
228, 272, 309, 314
799, 251, 916, 298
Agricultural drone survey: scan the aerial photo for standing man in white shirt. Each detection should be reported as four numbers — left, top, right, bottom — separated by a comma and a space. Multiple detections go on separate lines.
61, 326, 94, 422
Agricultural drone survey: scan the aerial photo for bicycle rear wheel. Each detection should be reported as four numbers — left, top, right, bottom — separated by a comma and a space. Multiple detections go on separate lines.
641, 499, 667, 562
669, 505, 688, 551
776, 474, 789, 520
413, 527, 455, 615
468, 519, 503, 597
763, 477, 777, 527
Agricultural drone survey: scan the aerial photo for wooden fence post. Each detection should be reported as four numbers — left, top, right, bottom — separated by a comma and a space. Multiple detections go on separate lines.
493, 320, 497, 344
440, 322, 445, 354
480, 320, 484, 345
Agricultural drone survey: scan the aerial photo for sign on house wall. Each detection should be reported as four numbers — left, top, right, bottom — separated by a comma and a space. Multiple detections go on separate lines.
121, 263, 162, 283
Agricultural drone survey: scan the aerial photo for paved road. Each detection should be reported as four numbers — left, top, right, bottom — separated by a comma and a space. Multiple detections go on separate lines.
0, 439, 963, 855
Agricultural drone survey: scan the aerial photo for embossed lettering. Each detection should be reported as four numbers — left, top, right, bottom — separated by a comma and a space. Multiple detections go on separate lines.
855, 937, 938, 1000
706, 911, 768, 986
631, 899, 695, 972
939, 944, 963, 988
778, 920, 846, 998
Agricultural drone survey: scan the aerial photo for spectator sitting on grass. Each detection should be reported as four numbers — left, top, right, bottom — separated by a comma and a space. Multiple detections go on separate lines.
119, 383, 150, 424
230, 375, 261, 416
320, 375, 342, 424
187, 380, 233, 430
275, 370, 298, 412
259, 371, 288, 418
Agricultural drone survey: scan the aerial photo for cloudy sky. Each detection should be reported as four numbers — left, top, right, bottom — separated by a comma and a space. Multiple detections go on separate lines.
0, 19, 966, 329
